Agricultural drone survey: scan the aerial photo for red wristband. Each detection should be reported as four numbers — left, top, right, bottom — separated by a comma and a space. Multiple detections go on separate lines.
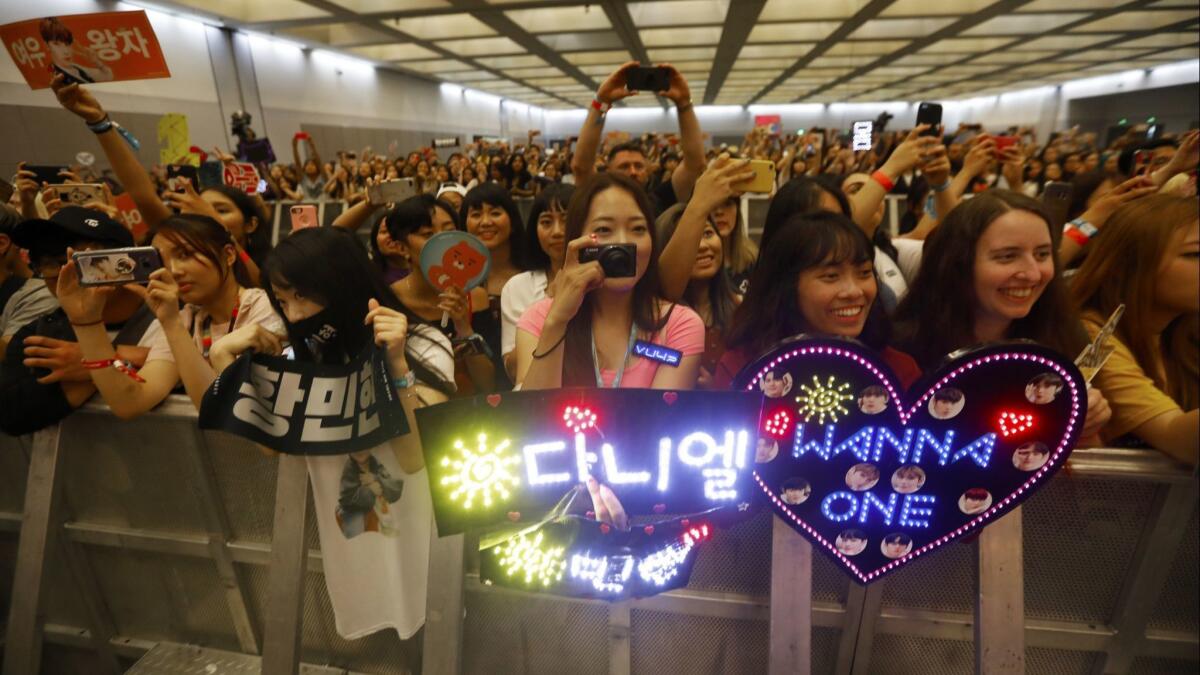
591, 98, 611, 114
238, 249, 252, 264
81, 358, 146, 383
1063, 226, 1089, 247
871, 170, 895, 192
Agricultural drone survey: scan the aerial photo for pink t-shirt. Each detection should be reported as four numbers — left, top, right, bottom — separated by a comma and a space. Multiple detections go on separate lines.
517, 298, 705, 388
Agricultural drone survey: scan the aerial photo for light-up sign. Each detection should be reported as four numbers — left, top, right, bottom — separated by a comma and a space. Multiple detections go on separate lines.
479, 512, 715, 599
733, 337, 1086, 584
415, 389, 761, 535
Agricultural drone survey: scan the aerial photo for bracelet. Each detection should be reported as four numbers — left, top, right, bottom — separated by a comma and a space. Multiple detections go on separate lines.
392, 371, 416, 390
931, 179, 952, 193
70, 318, 104, 327
676, 100, 694, 115
86, 114, 112, 134
80, 358, 145, 383
531, 331, 567, 359
871, 170, 895, 192
590, 98, 611, 114
238, 248, 252, 265
1068, 217, 1098, 238
1063, 225, 1090, 247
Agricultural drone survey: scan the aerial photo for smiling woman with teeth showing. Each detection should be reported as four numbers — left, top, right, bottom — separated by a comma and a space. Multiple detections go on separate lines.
714, 211, 922, 391
894, 190, 1112, 442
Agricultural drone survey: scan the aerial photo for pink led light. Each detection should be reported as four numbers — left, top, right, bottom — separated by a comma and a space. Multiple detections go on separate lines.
562, 405, 598, 434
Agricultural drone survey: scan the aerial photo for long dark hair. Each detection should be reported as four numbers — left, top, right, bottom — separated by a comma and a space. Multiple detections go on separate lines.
420, 193, 460, 231
727, 211, 889, 357
522, 183, 575, 272
203, 185, 271, 269
262, 228, 453, 394
762, 176, 852, 247
655, 203, 739, 332
561, 173, 668, 386
460, 182, 531, 271
150, 213, 252, 289
893, 190, 1086, 369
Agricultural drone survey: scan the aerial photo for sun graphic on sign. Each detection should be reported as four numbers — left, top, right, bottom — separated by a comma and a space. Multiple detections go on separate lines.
495, 531, 567, 587
440, 433, 521, 509
795, 375, 853, 424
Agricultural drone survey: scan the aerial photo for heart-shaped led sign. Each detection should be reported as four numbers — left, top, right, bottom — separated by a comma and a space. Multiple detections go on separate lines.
733, 337, 1085, 584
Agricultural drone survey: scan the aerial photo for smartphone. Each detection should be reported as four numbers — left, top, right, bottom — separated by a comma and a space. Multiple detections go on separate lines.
851, 120, 873, 152
198, 161, 224, 190
915, 102, 943, 137
0, 177, 14, 203
166, 164, 199, 192
1041, 182, 1072, 230
367, 178, 417, 206
290, 205, 318, 231
26, 165, 69, 185
732, 159, 777, 194
579, 243, 637, 278
994, 135, 1018, 159
53, 183, 107, 205
73, 247, 163, 286
625, 66, 670, 93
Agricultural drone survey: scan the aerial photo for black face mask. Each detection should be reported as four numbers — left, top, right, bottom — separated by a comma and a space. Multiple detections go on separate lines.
289, 307, 339, 349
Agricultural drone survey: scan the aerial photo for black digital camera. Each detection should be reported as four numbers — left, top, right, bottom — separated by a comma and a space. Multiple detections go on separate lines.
579, 243, 637, 278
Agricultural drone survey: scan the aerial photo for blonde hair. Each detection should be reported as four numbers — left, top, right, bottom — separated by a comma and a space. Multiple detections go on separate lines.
1071, 195, 1199, 410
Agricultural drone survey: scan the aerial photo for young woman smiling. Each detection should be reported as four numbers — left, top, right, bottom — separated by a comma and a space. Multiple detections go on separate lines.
714, 211, 922, 390
54, 215, 283, 418
893, 191, 1111, 440
514, 173, 703, 391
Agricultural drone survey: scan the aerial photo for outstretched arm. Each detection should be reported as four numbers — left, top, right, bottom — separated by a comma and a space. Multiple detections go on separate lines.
571, 62, 640, 185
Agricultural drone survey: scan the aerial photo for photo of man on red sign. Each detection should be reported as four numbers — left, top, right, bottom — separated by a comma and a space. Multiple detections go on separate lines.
0, 10, 170, 89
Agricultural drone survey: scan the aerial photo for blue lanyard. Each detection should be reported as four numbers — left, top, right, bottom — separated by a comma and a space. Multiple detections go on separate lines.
590, 322, 637, 388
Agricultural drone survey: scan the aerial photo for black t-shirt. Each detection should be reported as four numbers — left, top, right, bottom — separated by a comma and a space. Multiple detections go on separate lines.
0, 306, 155, 436
652, 178, 679, 217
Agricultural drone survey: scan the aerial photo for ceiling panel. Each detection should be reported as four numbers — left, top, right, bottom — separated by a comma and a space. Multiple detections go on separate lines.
177, 0, 1200, 108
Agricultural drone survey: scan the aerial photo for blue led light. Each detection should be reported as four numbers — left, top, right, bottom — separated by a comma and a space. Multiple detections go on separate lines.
872, 427, 914, 463
898, 494, 936, 528
950, 433, 997, 468
523, 441, 571, 486
795, 423, 837, 459
822, 491, 858, 522
602, 443, 651, 484
858, 491, 899, 526
831, 426, 875, 462
702, 468, 738, 500
912, 429, 956, 465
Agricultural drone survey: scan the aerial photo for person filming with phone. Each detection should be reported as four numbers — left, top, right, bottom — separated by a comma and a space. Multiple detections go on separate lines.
0, 207, 154, 435
571, 63, 706, 215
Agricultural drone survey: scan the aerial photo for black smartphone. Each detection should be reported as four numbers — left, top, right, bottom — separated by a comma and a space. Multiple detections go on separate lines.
579, 243, 637, 278
916, 102, 943, 137
1042, 182, 1073, 230
625, 66, 670, 94
166, 164, 199, 192
73, 246, 163, 286
26, 165, 69, 185
198, 161, 225, 190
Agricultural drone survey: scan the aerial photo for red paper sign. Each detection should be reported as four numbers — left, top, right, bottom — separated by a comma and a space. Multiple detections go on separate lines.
222, 162, 260, 194
113, 193, 146, 242
1, 11, 170, 90
754, 115, 782, 135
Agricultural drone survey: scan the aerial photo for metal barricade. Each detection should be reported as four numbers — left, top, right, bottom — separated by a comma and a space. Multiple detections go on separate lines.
2, 398, 1197, 675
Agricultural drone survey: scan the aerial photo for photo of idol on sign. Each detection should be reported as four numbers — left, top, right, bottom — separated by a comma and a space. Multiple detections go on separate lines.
734, 337, 1086, 584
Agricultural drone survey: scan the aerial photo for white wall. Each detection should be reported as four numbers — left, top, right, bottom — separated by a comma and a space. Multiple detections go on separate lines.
543, 60, 1200, 144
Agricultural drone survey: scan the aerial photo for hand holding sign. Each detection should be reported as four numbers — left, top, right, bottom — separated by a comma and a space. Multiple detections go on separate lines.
418, 231, 491, 328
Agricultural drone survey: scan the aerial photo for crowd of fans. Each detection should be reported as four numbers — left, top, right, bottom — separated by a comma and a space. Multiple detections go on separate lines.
2, 63, 1197, 482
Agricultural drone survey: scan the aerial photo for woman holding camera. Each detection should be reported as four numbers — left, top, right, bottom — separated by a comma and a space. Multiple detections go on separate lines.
513, 173, 703, 390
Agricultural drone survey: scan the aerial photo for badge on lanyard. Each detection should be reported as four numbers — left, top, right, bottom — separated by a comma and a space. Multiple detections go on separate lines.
634, 340, 681, 367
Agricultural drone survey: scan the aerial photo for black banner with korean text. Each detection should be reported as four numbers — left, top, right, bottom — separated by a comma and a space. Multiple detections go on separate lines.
199, 346, 409, 454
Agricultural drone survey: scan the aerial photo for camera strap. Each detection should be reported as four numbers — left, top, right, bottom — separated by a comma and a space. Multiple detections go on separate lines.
590, 322, 637, 389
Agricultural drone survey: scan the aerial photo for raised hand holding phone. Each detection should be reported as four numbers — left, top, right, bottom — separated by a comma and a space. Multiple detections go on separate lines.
595, 61, 642, 106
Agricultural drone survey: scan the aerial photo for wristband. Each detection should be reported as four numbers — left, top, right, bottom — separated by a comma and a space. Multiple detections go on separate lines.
238, 248, 252, 265
675, 100, 694, 115
70, 318, 104, 327
392, 371, 416, 390
1063, 226, 1090, 247
871, 170, 895, 192
590, 98, 611, 114
931, 179, 952, 193
86, 114, 112, 133
1068, 217, 1098, 238
81, 358, 145, 383
532, 331, 567, 359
